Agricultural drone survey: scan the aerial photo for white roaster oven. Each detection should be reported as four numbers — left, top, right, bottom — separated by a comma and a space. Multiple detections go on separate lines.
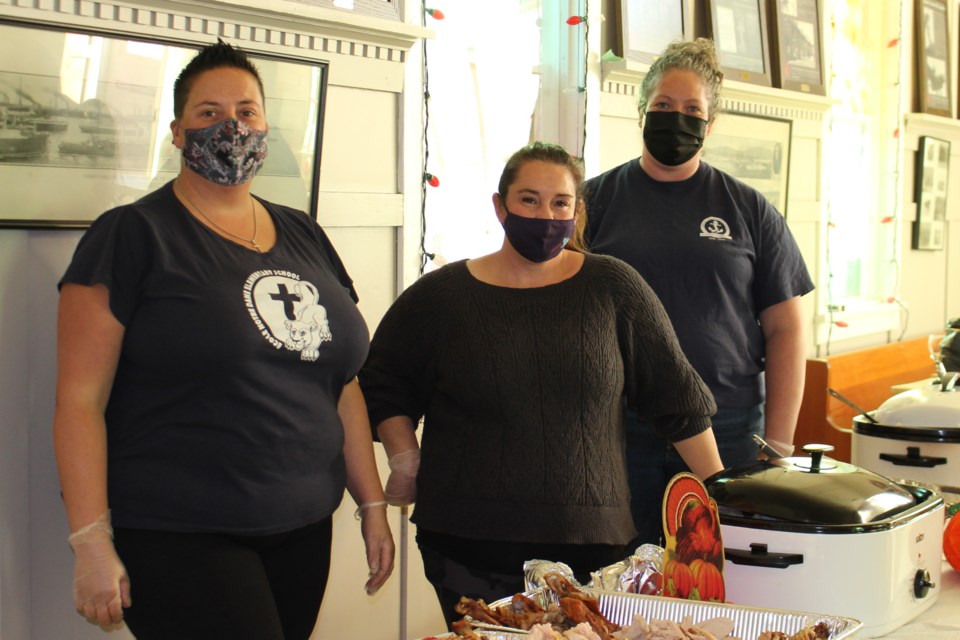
852, 374, 960, 496
705, 444, 944, 638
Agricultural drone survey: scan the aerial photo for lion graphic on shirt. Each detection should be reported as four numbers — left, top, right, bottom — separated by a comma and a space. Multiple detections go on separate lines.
283, 282, 332, 361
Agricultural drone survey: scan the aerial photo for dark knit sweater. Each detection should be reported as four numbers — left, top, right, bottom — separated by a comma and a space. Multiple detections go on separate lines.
360, 253, 716, 546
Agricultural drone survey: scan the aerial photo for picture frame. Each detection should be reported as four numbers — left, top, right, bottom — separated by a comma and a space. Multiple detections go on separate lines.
915, 0, 952, 117
767, 0, 826, 95
705, 0, 774, 87
0, 21, 327, 229
619, 0, 687, 64
702, 111, 792, 216
912, 136, 949, 251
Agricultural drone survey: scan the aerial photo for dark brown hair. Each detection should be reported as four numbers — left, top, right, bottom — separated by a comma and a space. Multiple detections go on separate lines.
173, 39, 265, 119
497, 142, 587, 252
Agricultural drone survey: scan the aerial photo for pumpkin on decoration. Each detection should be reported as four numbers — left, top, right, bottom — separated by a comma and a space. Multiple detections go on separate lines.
689, 558, 725, 602
945, 514, 960, 572
663, 558, 694, 599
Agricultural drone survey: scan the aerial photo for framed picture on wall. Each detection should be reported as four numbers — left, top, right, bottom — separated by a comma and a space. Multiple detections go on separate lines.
768, 0, 826, 95
915, 0, 952, 117
703, 111, 792, 216
0, 21, 327, 229
619, 0, 687, 64
913, 136, 949, 251
705, 0, 773, 86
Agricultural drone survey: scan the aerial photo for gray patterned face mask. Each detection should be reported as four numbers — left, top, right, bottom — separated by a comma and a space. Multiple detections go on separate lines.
182, 118, 268, 186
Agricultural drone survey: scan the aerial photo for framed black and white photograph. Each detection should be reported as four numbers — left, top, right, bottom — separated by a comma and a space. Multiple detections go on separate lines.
915, 0, 952, 117
768, 0, 826, 95
913, 136, 949, 251
705, 0, 773, 87
0, 21, 326, 229
619, 0, 687, 64
703, 111, 792, 216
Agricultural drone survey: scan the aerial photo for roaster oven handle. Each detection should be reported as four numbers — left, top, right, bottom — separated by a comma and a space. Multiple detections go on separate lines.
879, 446, 948, 468
724, 542, 803, 569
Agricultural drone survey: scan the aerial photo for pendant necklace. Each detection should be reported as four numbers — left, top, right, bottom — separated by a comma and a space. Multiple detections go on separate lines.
176, 179, 261, 252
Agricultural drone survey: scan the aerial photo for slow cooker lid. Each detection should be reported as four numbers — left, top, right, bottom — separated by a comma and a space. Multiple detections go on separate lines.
872, 381, 960, 428
705, 449, 919, 526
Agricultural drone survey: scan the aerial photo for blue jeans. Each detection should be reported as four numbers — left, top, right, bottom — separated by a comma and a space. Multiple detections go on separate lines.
625, 405, 764, 547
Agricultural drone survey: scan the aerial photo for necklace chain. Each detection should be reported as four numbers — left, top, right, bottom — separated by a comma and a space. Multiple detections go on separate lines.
176, 179, 261, 252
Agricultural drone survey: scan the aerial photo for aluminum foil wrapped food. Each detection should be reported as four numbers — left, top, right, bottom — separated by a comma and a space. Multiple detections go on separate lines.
589, 544, 663, 595
524, 559, 579, 592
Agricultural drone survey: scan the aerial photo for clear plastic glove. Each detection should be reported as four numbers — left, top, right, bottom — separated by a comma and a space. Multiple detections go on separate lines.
358, 505, 395, 595
68, 511, 131, 628
384, 449, 420, 507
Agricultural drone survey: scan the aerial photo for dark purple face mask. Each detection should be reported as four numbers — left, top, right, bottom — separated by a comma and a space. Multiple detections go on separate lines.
501, 210, 575, 263
181, 118, 268, 186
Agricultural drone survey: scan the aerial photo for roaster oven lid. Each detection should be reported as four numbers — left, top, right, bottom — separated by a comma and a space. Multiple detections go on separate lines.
869, 383, 960, 429
704, 445, 922, 526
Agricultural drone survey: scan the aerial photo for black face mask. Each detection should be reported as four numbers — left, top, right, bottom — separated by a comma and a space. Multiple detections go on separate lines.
642, 111, 708, 166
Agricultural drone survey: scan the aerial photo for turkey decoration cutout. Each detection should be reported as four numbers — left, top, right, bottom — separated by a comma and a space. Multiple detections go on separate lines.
661, 472, 726, 602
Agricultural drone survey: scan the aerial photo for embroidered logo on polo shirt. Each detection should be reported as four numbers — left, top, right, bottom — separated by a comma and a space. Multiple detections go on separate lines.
699, 216, 732, 241
244, 270, 332, 362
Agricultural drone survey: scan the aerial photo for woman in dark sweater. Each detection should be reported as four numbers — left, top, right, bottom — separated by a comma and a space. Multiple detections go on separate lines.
359, 141, 722, 628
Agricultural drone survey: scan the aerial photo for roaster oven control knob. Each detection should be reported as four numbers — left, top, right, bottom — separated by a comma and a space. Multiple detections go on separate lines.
914, 569, 935, 598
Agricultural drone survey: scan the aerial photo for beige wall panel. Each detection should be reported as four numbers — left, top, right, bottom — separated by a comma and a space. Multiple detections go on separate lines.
598, 114, 642, 173
318, 192, 404, 228
600, 91, 640, 119
320, 86, 399, 193
325, 226, 398, 331
326, 52, 406, 93
900, 222, 951, 336
787, 137, 821, 222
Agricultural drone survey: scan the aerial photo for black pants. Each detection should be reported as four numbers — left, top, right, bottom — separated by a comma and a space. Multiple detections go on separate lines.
113, 518, 332, 640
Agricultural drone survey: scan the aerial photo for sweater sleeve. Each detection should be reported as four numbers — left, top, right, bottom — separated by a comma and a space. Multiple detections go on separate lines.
358, 268, 447, 436
610, 259, 717, 441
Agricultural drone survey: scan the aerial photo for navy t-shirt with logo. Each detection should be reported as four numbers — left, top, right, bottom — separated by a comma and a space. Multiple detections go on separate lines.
60, 181, 369, 534
584, 160, 814, 408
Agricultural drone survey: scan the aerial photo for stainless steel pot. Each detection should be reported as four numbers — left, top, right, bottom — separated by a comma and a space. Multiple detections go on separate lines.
704, 446, 944, 638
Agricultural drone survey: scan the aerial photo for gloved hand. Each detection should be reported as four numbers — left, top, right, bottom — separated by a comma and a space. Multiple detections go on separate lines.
68, 511, 131, 628
384, 449, 420, 506
766, 438, 795, 457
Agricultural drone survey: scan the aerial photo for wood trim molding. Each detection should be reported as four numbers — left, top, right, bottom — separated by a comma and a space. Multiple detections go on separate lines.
905, 112, 960, 142
600, 59, 837, 122
0, 0, 429, 62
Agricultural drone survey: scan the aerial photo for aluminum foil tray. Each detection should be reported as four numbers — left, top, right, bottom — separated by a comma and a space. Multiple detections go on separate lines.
433, 588, 862, 639
594, 589, 862, 639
